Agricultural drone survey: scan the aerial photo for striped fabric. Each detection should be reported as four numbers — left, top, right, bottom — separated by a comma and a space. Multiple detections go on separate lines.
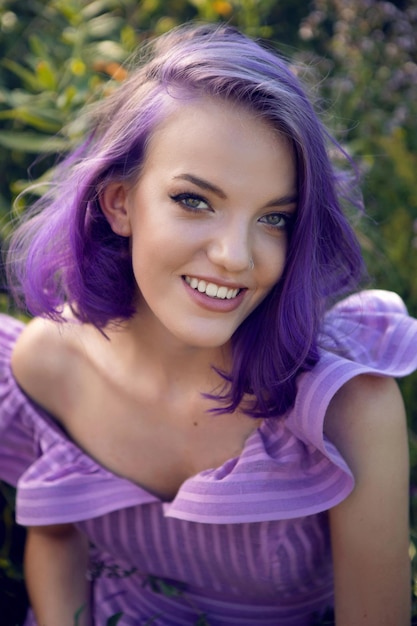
1, 289, 417, 625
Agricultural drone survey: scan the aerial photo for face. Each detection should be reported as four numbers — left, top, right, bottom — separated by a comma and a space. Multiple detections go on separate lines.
103, 99, 297, 350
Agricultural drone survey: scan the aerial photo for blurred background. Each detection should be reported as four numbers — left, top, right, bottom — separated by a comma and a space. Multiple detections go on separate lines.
0, 0, 416, 623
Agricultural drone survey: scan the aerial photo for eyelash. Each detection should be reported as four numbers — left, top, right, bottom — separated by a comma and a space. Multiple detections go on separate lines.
169, 192, 295, 231
259, 213, 295, 231
169, 192, 210, 212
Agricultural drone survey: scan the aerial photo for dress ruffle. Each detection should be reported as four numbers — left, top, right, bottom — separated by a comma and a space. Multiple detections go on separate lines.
1, 289, 417, 527
0, 315, 158, 525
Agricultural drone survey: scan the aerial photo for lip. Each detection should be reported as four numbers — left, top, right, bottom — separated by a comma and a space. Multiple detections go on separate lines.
182, 276, 247, 312
183, 274, 246, 290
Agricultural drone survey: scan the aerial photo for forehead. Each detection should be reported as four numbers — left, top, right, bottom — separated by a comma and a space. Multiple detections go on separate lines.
140, 98, 296, 191
145, 98, 293, 161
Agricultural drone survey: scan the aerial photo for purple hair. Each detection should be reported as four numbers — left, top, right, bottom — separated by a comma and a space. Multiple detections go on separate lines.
7, 23, 365, 418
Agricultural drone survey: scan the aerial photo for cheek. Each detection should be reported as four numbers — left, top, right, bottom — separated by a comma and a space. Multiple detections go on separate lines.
257, 239, 288, 289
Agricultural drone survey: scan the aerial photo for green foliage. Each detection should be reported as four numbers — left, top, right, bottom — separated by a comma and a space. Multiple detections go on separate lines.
141, 575, 211, 623
0, 0, 312, 213
296, 0, 417, 476
297, 1, 417, 303
0, 484, 27, 625
106, 614, 123, 626
0, 0, 137, 214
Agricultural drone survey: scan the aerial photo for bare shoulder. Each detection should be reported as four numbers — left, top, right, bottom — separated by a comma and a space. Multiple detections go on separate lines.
11, 315, 87, 420
324, 374, 407, 477
324, 378, 410, 624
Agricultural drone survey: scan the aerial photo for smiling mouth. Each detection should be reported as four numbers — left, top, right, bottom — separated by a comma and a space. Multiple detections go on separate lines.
184, 276, 242, 299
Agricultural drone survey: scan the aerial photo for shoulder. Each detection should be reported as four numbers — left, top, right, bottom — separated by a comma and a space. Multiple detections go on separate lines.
324, 374, 407, 479
324, 375, 411, 624
11, 315, 88, 421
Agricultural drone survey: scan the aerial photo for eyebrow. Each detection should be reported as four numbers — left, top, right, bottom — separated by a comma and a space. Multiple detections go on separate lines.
173, 174, 227, 199
173, 173, 298, 208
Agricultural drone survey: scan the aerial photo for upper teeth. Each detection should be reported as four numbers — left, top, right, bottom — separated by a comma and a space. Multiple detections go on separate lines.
185, 276, 240, 299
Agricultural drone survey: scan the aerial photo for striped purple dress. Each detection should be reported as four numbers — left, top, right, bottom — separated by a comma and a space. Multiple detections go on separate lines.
1, 290, 417, 626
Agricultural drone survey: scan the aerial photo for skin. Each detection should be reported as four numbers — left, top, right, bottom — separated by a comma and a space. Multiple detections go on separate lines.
24, 524, 90, 626
103, 98, 298, 350
325, 375, 411, 625
11, 99, 410, 625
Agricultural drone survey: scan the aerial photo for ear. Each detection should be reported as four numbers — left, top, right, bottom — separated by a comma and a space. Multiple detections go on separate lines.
99, 182, 132, 237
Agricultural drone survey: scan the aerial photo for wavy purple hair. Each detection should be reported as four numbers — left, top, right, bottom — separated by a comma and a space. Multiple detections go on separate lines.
7, 23, 365, 418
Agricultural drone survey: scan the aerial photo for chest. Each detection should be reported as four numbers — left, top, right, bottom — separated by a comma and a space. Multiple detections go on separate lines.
61, 375, 261, 500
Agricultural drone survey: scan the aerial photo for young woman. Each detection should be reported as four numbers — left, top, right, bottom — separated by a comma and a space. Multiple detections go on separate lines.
0, 23, 415, 626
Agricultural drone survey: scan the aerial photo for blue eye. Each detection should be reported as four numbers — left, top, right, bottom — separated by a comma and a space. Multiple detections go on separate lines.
170, 193, 210, 212
259, 212, 294, 230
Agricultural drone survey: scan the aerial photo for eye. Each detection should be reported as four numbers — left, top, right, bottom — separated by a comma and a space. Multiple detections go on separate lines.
170, 192, 210, 212
259, 212, 295, 231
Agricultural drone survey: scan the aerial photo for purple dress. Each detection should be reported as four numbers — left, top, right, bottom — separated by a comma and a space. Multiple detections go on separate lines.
1, 290, 417, 626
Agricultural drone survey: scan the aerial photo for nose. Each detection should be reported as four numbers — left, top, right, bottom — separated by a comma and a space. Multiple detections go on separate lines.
207, 218, 253, 273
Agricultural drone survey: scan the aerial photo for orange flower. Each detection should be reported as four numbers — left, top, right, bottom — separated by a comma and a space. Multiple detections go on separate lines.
93, 61, 128, 81
213, 1, 233, 18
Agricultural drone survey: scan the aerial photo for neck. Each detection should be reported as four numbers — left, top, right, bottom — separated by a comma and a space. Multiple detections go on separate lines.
105, 312, 231, 395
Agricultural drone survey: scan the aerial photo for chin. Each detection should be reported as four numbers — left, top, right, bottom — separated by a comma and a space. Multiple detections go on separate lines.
172, 327, 235, 350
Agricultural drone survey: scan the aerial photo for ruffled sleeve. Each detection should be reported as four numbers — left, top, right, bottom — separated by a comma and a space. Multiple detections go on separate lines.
165, 290, 417, 523
0, 314, 159, 527
0, 314, 38, 486
285, 289, 417, 511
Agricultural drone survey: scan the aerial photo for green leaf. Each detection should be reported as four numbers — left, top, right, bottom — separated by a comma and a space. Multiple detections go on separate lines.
53, 0, 83, 26
194, 616, 211, 626
2, 59, 40, 91
36, 60, 58, 91
85, 40, 128, 62
0, 131, 69, 153
73, 604, 86, 626
106, 613, 123, 626
29, 34, 54, 63
83, 15, 124, 39
159, 579, 183, 597
0, 88, 41, 109
0, 108, 61, 133
81, 0, 121, 21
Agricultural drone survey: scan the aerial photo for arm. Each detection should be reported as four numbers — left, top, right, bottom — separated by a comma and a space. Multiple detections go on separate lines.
325, 374, 411, 626
25, 523, 91, 626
